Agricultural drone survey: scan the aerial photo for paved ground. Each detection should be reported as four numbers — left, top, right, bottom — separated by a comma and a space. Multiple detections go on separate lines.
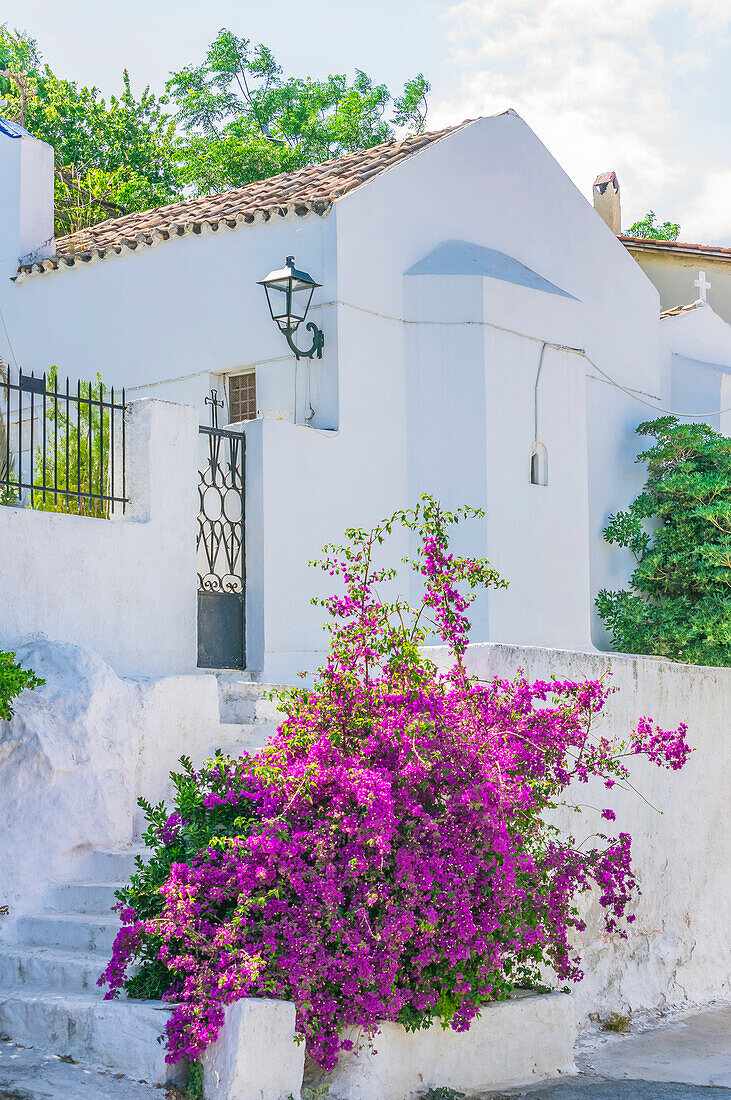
0, 1040, 165, 1099
484, 1006, 731, 1099
0, 1005, 728, 1098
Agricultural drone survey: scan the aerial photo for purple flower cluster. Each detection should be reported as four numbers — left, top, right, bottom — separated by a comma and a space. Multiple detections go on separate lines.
98, 497, 690, 1071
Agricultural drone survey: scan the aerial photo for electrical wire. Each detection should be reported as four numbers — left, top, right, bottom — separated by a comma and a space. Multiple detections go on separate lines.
0, 299, 20, 370
310, 299, 731, 419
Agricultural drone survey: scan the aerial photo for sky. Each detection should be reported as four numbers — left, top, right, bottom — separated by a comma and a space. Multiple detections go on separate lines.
4, 0, 731, 244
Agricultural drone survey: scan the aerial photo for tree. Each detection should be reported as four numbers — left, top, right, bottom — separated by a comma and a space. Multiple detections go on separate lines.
2, 22, 432, 230
626, 210, 680, 241
1, 25, 180, 235
167, 29, 431, 194
596, 417, 731, 666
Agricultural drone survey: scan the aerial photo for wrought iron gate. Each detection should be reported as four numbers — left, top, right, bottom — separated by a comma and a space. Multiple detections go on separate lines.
197, 404, 246, 669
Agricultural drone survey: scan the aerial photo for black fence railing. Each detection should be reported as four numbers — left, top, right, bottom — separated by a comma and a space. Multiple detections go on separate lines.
0, 365, 127, 518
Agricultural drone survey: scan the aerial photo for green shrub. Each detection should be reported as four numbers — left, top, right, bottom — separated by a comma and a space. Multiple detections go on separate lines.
597, 416, 731, 665
0, 650, 43, 721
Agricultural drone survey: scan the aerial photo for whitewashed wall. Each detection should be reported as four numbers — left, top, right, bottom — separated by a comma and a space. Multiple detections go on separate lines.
429, 642, 731, 1024
0, 399, 199, 678
1, 112, 671, 677
0, 638, 223, 920
660, 304, 731, 434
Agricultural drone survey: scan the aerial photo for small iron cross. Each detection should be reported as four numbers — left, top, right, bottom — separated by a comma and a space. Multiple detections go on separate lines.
694, 270, 711, 303
205, 389, 224, 429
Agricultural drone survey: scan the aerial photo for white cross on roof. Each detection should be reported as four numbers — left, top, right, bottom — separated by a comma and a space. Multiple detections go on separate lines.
694, 270, 711, 303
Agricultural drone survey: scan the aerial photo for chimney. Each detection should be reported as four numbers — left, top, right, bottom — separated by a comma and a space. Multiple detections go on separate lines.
593, 171, 621, 235
0, 119, 54, 278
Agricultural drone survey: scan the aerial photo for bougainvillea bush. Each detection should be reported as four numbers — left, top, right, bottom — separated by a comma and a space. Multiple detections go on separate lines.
99, 496, 690, 1075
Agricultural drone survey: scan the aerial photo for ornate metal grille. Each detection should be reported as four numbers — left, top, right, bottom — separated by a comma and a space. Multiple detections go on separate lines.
197, 426, 245, 595
197, 392, 246, 669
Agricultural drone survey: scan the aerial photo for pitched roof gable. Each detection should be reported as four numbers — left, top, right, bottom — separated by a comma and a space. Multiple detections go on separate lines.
16, 121, 474, 280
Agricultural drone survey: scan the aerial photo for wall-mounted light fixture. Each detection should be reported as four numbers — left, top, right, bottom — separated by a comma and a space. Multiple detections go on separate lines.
258, 255, 325, 361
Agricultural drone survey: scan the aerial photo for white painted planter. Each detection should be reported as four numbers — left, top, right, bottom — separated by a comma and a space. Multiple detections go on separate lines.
305, 991, 576, 1100
202, 998, 305, 1100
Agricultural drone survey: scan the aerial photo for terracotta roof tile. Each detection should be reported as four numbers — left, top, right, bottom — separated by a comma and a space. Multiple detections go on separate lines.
620, 235, 731, 260
16, 121, 474, 280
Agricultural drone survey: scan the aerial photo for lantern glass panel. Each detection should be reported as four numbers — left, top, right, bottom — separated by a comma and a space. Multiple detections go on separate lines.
265, 279, 314, 333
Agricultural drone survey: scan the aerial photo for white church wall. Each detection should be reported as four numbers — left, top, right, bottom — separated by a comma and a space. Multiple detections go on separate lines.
0, 210, 339, 431
0, 399, 199, 678
428, 642, 731, 1025
333, 110, 659, 652
660, 305, 731, 433
402, 269, 593, 649
1, 111, 668, 673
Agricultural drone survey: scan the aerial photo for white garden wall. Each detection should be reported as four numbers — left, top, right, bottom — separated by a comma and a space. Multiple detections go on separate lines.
0, 399, 199, 678
428, 642, 731, 1025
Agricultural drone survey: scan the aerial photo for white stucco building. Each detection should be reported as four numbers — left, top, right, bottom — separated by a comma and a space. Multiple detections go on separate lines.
1, 110, 728, 681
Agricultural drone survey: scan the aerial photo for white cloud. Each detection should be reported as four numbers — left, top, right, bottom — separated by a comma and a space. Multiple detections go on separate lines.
431, 0, 731, 241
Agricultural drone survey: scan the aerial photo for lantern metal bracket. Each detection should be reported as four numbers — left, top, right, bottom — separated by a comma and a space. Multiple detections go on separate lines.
284, 320, 325, 361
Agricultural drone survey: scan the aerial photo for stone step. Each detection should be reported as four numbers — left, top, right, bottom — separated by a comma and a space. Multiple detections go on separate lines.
15, 913, 121, 953
215, 677, 287, 725
0, 987, 183, 1085
47, 882, 124, 916
77, 847, 148, 883
217, 721, 279, 755
0, 1035, 164, 1100
0, 944, 112, 993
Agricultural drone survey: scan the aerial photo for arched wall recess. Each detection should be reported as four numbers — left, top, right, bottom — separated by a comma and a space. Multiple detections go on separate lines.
531, 442, 548, 486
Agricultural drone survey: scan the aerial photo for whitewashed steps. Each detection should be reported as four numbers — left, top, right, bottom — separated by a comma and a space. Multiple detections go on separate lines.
0, 846, 182, 1087
0, 989, 180, 1084
214, 676, 287, 727
0, 944, 111, 991
48, 882, 125, 915
15, 913, 122, 953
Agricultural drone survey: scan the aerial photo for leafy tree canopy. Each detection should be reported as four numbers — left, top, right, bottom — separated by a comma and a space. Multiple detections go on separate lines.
165, 29, 430, 194
626, 210, 680, 241
1, 24, 180, 235
596, 416, 731, 666
0, 24, 431, 234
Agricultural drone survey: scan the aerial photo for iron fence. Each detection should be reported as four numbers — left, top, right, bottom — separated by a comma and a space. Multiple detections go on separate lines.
0, 364, 127, 517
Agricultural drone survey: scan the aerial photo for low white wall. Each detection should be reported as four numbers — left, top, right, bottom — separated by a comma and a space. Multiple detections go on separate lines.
306, 992, 575, 1100
202, 999, 305, 1100
428, 642, 731, 1024
0, 399, 199, 678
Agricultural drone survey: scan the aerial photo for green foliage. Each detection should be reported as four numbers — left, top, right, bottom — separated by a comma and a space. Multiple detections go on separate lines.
1, 24, 180, 235
32, 367, 111, 517
626, 210, 680, 241
2, 23, 432, 231
0, 649, 43, 721
596, 416, 731, 665
166, 1059, 204, 1100
165, 28, 430, 194
117, 752, 263, 999
0, 361, 17, 504
421, 1090, 465, 1100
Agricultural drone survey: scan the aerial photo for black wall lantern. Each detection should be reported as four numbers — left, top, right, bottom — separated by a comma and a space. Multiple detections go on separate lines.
258, 255, 325, 360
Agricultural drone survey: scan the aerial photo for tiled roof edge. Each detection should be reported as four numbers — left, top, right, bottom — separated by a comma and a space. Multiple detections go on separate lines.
15, 200, 331, 283
620, 235, 731, 261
